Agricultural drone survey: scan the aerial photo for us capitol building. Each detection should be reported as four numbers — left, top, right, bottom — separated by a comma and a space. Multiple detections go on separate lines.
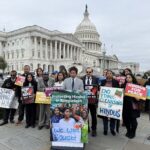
0, 6, 121, 74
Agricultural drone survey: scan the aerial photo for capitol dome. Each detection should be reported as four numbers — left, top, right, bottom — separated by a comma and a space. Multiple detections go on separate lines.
74, 5, 102, 52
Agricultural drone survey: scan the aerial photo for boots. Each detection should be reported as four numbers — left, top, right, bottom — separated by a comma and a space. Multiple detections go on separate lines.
129, 128, 136, 139
125, 128, 130, 138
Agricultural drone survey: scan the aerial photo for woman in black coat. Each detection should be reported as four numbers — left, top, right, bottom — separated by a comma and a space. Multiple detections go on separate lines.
23, 73, 37, 128
123, 73, 140, 139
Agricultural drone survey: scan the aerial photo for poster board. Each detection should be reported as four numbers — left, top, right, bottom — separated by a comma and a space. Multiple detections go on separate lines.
35, 92, 51, 104
84, 84, 98, 104
21, 86, 34, 104
50, 91, 88, 149
98, 86, 124, 120
15, 75, 25, 86
125, 83, 147, 100
146, 85, 150, 100
0, 88, 18, 109
45, 86, 62, 97
115, 76, 126, 85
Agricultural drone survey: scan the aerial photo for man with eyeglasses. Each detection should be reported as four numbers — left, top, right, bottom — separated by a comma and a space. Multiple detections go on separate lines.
0, 70, 20, 126
82, 67, 99, 137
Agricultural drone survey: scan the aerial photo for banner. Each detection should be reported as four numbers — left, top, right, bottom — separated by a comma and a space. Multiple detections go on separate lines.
21, 86, 34, 104
84, 84, 98, 104
0, 88, 18, 109
35, 92, 51, 104
146, 85, 150, 100
45, 86, 62, 97
125, 83, 147, 100
51, 91, 88, 146
98, 87, 124, 120
15, 75, 25, 86
115, 76, 126, 85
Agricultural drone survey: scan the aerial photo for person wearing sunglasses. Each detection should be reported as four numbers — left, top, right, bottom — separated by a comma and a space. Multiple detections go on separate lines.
0, 70, 20, 126
82, 67, 99, 137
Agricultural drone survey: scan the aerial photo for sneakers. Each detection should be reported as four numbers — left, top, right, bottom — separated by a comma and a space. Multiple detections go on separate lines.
0, 121, 8, 126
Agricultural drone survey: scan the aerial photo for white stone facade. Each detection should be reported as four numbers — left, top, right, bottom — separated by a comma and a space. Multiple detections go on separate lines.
0, 5, 119, 74
118, 62, 140, 74
0, 26, 83, 73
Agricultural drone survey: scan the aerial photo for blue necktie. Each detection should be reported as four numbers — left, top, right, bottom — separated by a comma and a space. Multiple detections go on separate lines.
72, 78, 74, 90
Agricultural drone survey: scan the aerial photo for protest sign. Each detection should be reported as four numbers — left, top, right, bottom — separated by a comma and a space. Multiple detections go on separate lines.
15, 75, 25, 86
0, 88, 18, 109
21, 86, 34, 104
125, 83, 147, 100
98, 87, 124, 120
146, 85, 150, 100
45, 86, 62, 97
35, 92, 51, 104
84, 84, 98, 104
115, 76, 126, 85
51, 91, 88, 149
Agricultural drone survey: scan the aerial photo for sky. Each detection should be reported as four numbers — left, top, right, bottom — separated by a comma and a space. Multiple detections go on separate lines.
0, 0, 150, 71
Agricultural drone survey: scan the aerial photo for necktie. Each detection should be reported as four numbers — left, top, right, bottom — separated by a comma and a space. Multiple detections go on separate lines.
72, 78, 74, 90
87, 77, 90, 85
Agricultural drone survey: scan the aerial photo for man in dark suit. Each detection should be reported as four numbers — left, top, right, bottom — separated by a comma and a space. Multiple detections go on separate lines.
0, 70, 20, 125
16, 65, 30, 125
82, 67, 99, 137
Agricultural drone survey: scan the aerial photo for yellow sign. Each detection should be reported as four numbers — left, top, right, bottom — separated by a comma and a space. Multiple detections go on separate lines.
35, 92, 51, 104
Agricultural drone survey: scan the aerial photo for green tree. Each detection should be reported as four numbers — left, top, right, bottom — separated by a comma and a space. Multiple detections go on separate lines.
0, 56, 7, 73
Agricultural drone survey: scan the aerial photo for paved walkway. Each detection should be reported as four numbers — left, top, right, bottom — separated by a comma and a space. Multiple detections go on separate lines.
0, 113, 150, 150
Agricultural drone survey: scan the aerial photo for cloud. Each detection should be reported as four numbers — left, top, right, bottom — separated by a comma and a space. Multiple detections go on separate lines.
0, 0, 150, 71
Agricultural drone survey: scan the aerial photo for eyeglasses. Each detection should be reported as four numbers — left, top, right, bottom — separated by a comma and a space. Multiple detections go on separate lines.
86, 72, 92, 74
11, 75, 16, 77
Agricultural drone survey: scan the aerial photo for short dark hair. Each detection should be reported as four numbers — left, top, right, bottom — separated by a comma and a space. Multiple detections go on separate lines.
24, 65, 30, 69
11, 70, 17, 74
86, 67, 93, 72
69, 66, 78, 74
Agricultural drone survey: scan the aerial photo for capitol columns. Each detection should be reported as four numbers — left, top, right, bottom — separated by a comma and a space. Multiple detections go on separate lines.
70, 45, 73, 59
55, 40, 57, 59
40, 37, 43, 59
45, 39, 48, 60
34, 36, 38, 58
50, 41, 53, 60
59, 41, 61, 59
63, 43, 65, 59
67, 44, 69, 59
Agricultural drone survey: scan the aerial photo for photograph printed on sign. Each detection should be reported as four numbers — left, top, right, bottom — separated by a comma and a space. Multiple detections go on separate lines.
21, 86, 34, 104
50, 91, 88, 143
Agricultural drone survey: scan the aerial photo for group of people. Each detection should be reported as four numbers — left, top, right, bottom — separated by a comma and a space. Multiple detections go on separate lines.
0, 65, 150, 141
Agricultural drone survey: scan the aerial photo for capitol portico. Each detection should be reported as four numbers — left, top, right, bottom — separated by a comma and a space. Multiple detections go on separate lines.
0, 5, 119, 74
